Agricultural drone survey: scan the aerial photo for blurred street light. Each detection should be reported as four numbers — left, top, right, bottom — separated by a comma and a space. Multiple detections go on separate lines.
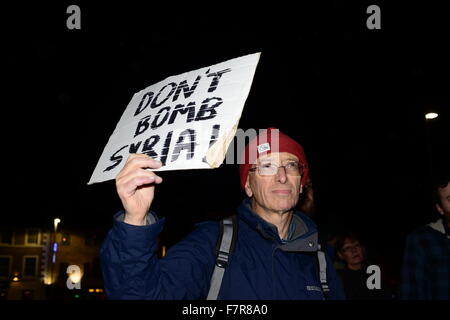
50, 218, 61, 284
425, 112, 439, 120
54, 218, 61, 232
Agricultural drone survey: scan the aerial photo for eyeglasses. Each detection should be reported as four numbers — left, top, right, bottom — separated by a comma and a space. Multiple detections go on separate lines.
249, 161, 305, 176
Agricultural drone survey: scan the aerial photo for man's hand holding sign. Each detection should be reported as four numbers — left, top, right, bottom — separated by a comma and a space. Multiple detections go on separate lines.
115, 154, 162, 225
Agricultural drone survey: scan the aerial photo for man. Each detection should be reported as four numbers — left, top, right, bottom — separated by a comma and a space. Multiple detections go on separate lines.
100, 128, 345, 299
400, 175, 450, 299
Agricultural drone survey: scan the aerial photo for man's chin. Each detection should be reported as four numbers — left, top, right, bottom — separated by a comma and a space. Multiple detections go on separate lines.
274, 203, 296, 214
251, 198, 297, 215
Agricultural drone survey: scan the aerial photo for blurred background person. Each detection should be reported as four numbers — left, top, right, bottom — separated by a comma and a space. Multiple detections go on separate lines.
400, 173, 450, 300
336, 232, 393, 300
298, 177, 315, 216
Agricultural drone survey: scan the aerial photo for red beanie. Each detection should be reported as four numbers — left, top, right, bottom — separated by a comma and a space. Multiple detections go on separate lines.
239, 128, 309, 190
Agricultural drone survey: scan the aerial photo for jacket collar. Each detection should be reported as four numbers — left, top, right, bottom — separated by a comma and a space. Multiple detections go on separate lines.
428, 218, 450, 239
237, 198, 319, 252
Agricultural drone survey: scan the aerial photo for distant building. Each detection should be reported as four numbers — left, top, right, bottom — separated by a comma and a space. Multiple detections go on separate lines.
0, 226, 106, 300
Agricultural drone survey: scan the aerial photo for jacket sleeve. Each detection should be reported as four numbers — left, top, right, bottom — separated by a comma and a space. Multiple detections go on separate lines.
100, 211, 218, 299
400, 232, 426, 299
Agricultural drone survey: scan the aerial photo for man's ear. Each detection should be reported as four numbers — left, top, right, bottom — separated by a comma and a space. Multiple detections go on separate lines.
436, 203, 445, 216
337, 251, 344, 261
244, 176, 253, 198
299, 184, 303, 195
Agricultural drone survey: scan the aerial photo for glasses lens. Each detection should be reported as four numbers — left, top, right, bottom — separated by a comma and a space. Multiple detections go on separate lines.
285, 162, 300, 176
256, 162, 304, 176
258, 163, 276, 175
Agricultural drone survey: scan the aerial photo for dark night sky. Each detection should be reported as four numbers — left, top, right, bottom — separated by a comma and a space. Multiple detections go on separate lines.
3, 2, 449, 275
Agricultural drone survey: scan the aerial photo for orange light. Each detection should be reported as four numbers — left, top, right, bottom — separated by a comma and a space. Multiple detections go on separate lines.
88, 288, 94, 293
12, 272, 20, 282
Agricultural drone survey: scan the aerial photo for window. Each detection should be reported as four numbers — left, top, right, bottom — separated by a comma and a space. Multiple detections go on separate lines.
0, 257, 11, 278
26, 229, 39, 245
61, 233, 71, 246
23, 256, 38, 277
0, 229, 13, 244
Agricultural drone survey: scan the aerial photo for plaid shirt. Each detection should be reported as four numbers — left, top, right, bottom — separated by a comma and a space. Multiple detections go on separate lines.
400, 219, 450, 300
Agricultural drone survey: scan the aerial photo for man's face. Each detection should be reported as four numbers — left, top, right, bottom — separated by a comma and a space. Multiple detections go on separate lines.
338, 238, 365, 267
436, 182, 450, 221
245, 152, 302, 214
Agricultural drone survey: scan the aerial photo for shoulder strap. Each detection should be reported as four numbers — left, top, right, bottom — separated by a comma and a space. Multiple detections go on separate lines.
317, 244, 330, 299
207, 215, 237, 300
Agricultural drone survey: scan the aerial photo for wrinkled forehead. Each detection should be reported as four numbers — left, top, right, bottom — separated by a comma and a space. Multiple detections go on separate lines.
256, 152, 299, 164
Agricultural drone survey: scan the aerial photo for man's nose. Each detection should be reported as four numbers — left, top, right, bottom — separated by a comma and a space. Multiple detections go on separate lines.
276, 166, 288, 183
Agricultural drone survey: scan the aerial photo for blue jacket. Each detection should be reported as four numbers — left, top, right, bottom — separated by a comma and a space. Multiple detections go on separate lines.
100, 198, 345, 300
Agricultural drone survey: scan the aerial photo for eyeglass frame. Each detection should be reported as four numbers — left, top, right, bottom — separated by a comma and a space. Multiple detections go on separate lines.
248, 160, 306, 176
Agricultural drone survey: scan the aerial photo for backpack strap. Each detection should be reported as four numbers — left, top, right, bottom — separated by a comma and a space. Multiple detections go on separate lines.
207, 215, 237, 300
317, 244, 330, 299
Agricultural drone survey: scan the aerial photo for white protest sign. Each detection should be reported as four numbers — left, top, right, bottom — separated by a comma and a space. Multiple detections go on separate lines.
88, 52, 261, 184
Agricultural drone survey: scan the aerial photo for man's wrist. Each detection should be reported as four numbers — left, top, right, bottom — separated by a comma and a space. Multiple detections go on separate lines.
117, 211, 157, 226
124, 213, 148, 226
